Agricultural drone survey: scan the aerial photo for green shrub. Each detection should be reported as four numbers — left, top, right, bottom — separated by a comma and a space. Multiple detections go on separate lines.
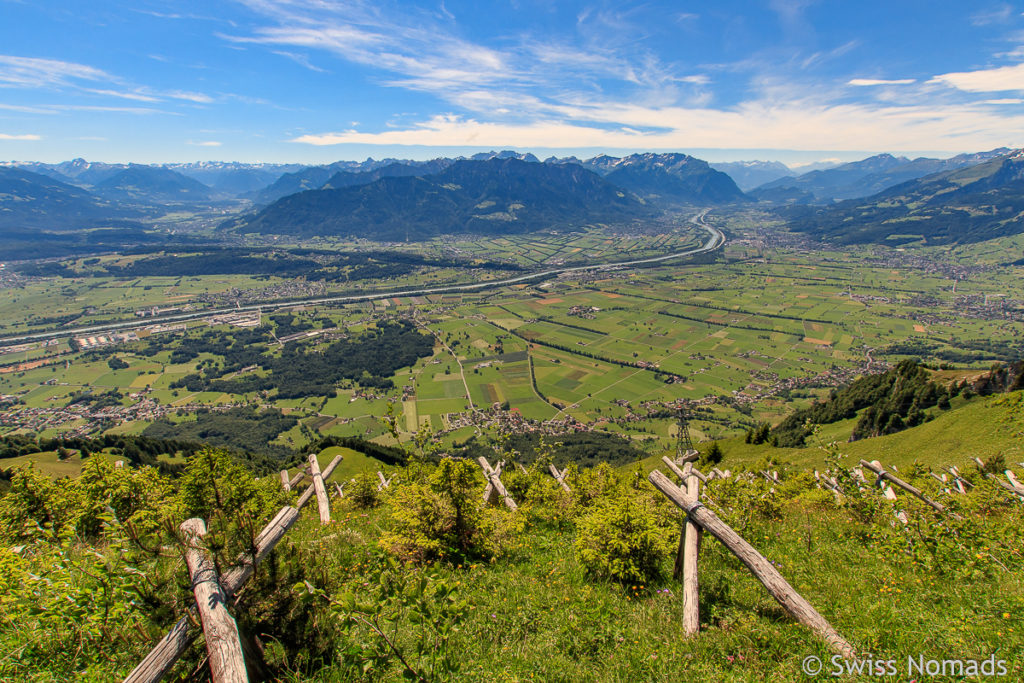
348, 471, 381, 509
778, 471, 815, 501
570, 463, 621, 511
574, 495, 672, 584
379, 458, 500, 563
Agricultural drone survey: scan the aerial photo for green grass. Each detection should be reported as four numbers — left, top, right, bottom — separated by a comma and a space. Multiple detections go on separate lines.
0, 450, 125, 478
627, 391, 1024, 478
235, 483, 1024, 682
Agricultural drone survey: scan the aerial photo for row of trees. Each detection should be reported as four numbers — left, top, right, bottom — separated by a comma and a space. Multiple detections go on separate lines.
771, 359, 969, 446
172, 320, 433, 398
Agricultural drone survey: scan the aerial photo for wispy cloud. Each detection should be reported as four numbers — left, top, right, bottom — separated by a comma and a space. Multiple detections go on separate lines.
225, 0, 699, 115
230, 1, 1023, 153
188, 140, 223, 146
0, 54, 218, 106
272, 50, 327, 72
971, 4, 1014, 26
930, 62, 1024, 92
848, 78, 916, 86
0, 132, 41, 140
0, 55, 110, 88
290, 100, 1024, 153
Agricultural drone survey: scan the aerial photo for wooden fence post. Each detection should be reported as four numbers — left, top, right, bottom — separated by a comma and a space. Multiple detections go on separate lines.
477, 457, 517, 510
677, 450, 699, 465
1006, 470, 1024, 494
649, 470, 855, 659
860, 460, 958, 518
124, 455, 343, 683
180, 518, 248, 683
672, 463, 702, 636
308, 454, 330, 525
279, 470, 290, 492
548, 463, 571, 492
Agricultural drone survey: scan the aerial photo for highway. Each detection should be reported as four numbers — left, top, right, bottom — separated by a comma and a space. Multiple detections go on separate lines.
0, 214, 725, 346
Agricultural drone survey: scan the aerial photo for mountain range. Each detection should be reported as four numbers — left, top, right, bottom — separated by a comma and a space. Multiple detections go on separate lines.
782, 150, 1024, 245
229, 158, 653, 240
571, 153, 746, 205
3, 147, 1024, 249
0, 166, 136, 231
709, 160, 793, 191
751, 149, 1012, 204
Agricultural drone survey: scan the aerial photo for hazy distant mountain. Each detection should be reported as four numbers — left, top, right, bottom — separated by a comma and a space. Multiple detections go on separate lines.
5, 162, 79, 186
709, 160, 793, 191
832, 149, 1012, 200
752, 150, 1011, 204
92, 165, 217, 204
321, 160, 453, 190
249, 165, 342, 204
469, 150, 541, 163
164, 162, 304, 196
787, 160, 842, 174
0, 166, 135, 231
580, 153, 747, 205
782, 149, 1024, 245
229, 158, 651, 240
752, 154, 908, 203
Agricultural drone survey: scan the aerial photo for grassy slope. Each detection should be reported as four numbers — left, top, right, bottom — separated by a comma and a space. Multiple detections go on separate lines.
287, 446, 386, 483
234, 489, 1024, 682
1, 445, 386, 482
632, 391, 1024, 474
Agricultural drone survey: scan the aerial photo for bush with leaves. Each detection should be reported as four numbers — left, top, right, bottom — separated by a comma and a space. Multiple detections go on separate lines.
574, 494, 673, 584
569, 462, 621, 511
0, 465, 79, 541
347, 470, 381, 509
0, 525, 154, 679
174, 447, 290, 563
298, 555, 470, 681
504, 463, 574, 530
380, 458, 502, 563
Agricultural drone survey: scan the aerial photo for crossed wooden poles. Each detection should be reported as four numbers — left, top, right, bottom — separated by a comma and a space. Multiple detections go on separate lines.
124, 454, 343, 683
816, 458, 1020, 527
648, 461, 856, 658
476, 457, 574, 510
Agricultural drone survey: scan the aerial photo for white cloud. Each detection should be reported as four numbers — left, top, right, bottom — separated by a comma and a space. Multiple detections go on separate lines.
971, 4, 1014, 26
272, 50, 327, 72
82, 88, 162, 102
848, 78, 916, 86
0, 55, 110, 88
166, 90, 216, 103
0, 54, 217, 106
226, 0, 695, 114
236, 1, 1023, 154
986, 98, 1024, 104
0, 102, 56, 114
930, 62, 1024, 92
290, 100, 1024, 153
188, 140, 223, 146
0, 132, 41, 140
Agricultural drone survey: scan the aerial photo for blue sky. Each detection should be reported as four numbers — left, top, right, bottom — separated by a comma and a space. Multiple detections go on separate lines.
1, 0, 1023, 165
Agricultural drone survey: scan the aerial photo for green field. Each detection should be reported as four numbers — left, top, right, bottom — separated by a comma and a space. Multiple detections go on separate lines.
3, 217, 1023, 470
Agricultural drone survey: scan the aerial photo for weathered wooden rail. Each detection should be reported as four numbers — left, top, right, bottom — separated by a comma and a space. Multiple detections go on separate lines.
180, 518, 247, 683
649, 468, 855, 658
478, 457, 517, 510
124, 454, 343, 683
548, 464, 571, 492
